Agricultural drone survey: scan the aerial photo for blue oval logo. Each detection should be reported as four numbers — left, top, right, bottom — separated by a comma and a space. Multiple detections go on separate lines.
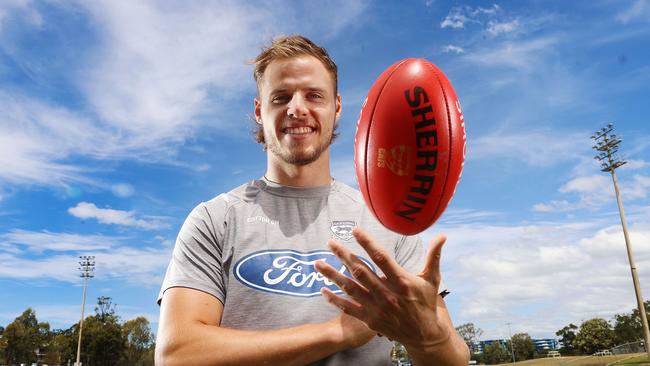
234, 250, 376, 297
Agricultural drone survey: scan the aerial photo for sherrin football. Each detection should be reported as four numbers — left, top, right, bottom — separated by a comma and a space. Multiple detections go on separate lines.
354, 58, 466, 235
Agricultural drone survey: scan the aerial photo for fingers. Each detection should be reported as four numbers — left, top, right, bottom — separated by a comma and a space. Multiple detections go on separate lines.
351, 227, 406, 280
315, 260, 370, 301
420, 234, 446, 284
323, 239, 387, 295
320, 287, 365, 319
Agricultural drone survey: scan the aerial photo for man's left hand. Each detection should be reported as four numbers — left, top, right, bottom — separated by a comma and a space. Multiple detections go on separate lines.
314, 227, 450, 351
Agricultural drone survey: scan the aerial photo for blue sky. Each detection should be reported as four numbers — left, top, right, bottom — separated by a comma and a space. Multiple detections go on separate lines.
1, 0, 650, 341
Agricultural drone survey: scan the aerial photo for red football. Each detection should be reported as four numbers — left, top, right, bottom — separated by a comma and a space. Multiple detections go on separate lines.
354, 58, 466, 235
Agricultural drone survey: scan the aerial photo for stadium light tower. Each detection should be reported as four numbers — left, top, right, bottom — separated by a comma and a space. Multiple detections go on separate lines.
507, 322, 516, 363
75, 255, 95, 366
591, 123, 650, 362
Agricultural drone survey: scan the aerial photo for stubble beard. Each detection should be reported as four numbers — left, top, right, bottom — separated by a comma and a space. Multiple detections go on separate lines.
266, 124, 335, 167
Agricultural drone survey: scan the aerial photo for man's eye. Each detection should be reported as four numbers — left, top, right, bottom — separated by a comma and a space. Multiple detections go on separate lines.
272, 96, 289, 103
308, 93, 323, 99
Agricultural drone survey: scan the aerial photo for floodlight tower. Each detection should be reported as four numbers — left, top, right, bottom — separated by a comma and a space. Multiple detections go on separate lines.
75, 255, 95, 366
591, 123, 650, 361
507, 322, 516, 363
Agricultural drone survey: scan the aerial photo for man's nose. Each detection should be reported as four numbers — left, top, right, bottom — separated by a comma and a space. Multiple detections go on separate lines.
287, 94, 308, 119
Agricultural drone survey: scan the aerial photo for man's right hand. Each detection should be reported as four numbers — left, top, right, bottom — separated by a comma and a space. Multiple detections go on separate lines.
328, 313, 376, 349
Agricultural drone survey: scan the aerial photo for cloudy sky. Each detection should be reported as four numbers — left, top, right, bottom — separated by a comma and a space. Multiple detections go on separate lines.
1, 0, 650, 341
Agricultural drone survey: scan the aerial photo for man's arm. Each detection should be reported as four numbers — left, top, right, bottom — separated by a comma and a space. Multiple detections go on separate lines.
155, 287, 375, 366
315, 228, 470, 366
405, 296, 470, 366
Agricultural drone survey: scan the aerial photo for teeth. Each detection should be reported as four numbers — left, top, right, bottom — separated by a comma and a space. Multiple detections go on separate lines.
284, 127, 313, 134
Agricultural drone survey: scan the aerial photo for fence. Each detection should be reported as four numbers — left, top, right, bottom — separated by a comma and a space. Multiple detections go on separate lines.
611, 340, 646, 355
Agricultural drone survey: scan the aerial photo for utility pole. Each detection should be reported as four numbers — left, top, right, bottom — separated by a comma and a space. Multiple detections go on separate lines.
75, 255, 95, 366
592, 123, 650, 362
507, 322, 516, 363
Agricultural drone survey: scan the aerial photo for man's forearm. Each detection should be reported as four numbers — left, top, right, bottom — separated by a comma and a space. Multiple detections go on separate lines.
156, 319, 349, 366
406, 331, 470, 366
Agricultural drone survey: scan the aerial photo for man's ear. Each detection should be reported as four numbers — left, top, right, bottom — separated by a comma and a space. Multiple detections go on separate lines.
335, 94, 342, 121
254, 97, 262, 124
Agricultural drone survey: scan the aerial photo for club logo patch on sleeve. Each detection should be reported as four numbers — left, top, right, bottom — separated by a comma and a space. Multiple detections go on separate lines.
234, 250, 376, 297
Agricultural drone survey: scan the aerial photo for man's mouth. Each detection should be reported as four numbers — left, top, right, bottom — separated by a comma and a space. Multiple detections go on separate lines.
282, 127, 315, 135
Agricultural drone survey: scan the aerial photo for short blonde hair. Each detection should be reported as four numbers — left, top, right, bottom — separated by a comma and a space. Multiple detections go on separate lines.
251, 35, 339, 145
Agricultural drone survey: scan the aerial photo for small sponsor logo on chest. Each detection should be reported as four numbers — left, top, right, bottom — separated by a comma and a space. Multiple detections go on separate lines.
247, 215, 279, 225
234, 250, 376, 297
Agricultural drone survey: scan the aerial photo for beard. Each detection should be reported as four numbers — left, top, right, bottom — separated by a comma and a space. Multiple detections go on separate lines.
265, 124, 336, 166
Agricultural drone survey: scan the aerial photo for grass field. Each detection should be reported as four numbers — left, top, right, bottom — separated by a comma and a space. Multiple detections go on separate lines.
494, 353, 649, 366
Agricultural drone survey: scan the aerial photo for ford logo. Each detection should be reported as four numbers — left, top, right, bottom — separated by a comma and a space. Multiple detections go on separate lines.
234, 250, 376, 297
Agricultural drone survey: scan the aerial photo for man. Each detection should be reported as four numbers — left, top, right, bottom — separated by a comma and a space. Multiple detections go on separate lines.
155, 35, 469, 366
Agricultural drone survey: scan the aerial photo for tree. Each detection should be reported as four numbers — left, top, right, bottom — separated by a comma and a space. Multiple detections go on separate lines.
482, 341, 511, 364
0, 325, 7, 365
455, 323, 484, 352
556, 323, 578, 355
2, 308, 50, 365
511, 332, 535, 361
82, 315, 125, 366
613, 300, 650, 345
85, 297, 125, 366
574, 318, 616, 355
613, 312, 642, 344
95, 296, 117, 322
47, 328, 76, 365
122, 316, 155, 366
67, 297, 125, 366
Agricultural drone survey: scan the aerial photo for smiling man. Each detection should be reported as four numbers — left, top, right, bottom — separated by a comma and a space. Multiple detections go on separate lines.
155, 35, 469, 366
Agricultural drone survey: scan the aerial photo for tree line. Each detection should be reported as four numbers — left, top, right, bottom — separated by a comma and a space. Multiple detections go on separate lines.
0, 296, 154, 366
556, 300, 650, 356
455, 301, 650, 364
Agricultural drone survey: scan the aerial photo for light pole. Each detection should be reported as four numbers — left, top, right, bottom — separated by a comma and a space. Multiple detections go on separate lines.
75, 255, 95, 366
592, 123, 650, 362
507, 322, 516, 363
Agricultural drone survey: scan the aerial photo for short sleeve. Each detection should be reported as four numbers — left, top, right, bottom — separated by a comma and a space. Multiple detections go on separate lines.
395, 234, 449, 296
157, 199, 228, 305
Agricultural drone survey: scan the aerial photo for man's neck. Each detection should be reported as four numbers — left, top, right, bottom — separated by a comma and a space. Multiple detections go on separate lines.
265, 155, 333, 187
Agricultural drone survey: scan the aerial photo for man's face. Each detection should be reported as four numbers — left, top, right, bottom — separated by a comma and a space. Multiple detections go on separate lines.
255, 55, 341, 167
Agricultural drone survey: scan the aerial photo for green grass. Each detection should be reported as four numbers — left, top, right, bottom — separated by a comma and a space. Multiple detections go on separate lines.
490, 353, 649, 366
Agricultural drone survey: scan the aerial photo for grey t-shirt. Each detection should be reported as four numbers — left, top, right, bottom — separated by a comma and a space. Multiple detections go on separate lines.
158, 178, 444, 365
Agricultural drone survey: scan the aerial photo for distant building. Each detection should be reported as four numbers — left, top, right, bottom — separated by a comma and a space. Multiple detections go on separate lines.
471, 339, 508, 354
534, 339, 560, 351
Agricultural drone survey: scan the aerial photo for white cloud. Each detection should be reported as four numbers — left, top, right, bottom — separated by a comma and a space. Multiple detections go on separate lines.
463, 37, 557, 71
470, 130, 586, 167
440, 9, 470, 29
532, 200, 574, 213
438, 208, 502, 225
625, 159, 647, 170
560, 174, 612, 202
534, 174, 650, 213
0, 1, 368, 192
442, 44, 465, 54
0, 0, 42, 31
428, 218, 650, 339
111, 183, 135, 198
0, 229, 173, 286
616, 0, 650, 24
0, 92, 112, 187
68, 202, 168, 230
0, 229, 117, 253
486, 19, 520, 35
440, 4, 501, 29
